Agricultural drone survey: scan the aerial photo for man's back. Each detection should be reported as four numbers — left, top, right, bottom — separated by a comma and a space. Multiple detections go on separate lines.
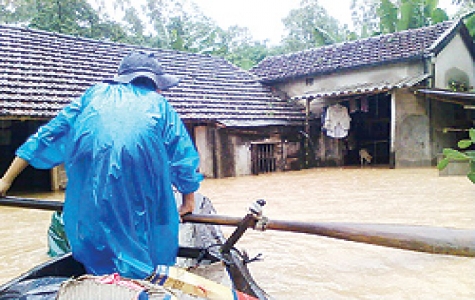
61, 83, 196, 278
1, 51, 203, 279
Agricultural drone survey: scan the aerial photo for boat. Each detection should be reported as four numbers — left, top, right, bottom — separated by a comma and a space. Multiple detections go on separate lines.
0, 193, 272, 300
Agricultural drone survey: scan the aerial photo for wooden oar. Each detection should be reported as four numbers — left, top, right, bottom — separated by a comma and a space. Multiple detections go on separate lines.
183, 214, 475, 257
1, 196, 474, 257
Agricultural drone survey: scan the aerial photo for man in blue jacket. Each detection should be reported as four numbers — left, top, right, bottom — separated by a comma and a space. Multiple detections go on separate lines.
0, 51, 203, 279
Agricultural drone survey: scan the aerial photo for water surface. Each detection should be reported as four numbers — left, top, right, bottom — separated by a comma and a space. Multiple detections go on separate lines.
1, 168, 474, 299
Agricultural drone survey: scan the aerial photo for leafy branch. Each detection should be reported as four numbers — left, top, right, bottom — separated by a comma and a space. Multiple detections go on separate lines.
437, 128, 475, 183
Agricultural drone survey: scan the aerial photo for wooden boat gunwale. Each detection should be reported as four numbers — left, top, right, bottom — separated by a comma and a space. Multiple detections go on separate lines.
0, 239, 270, 299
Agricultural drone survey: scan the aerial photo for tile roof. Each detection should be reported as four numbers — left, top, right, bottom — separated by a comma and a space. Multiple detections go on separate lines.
0, 25, 305, 126
251, 21, 462, 83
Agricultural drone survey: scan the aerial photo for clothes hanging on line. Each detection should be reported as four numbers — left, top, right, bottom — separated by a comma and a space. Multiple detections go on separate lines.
349, 99, 358, 113
321, 106, 328, 129
323, 103, 351, 139
360, 96, 369, 113
349, 97, 370, 113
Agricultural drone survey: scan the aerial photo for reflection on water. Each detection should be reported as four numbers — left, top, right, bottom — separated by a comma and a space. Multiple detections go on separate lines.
0, 168, 474, 299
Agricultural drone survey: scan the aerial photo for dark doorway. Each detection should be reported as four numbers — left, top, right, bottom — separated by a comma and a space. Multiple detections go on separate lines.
344, 93, 391, 166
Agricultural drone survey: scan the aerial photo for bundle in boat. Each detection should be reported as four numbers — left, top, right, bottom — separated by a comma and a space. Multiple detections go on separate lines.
57, 267, 256, 300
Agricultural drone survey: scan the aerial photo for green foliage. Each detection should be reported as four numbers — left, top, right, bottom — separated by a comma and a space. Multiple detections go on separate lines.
437, 128, 475, 183
449, 79, 470, 91
0, 0, 127, 41
453, 3, 475, 37
222, 32, 271, 69
281, 0, 356, 53
377, 0, 398, 33
352, 0, 449, 37
465, 14, 475, 36
120, 0, 275, 68
394, 0, 449, 30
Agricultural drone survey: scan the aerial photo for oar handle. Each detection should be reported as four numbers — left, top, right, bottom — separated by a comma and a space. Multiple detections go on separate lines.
183, 213, 241, 225
0, 196, 63, 211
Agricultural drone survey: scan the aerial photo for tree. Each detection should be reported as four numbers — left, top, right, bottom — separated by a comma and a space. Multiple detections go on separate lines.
120, 6, 147, 45
0, 0, 39, 25
350, 0, 380, 37
449, 1, 475, 37
281, 0, 355, 53
218, 26, 273, 69
351, 0, 449, 36
0, 0, 128, 41
137, 0, 215, 52
120, 0, 273, 68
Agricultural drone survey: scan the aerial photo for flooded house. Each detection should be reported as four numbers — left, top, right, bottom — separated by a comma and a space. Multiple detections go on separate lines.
0, 25, 305, 192
251, 19, 475, 169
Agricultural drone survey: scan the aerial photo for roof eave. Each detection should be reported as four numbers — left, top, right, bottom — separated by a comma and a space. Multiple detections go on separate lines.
259, 55, 426, 85
429, 19, 475, 59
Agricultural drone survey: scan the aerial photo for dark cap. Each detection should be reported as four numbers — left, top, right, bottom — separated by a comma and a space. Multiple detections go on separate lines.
108, 51, 182, 90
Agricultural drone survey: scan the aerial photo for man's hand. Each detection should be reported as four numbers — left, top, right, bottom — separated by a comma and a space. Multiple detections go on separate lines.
0, 157, 29, 196
178, 193, 195, 219
0, 178, 12, 197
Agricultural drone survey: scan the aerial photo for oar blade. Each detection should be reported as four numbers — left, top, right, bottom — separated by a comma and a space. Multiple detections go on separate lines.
268, 221, 475, 257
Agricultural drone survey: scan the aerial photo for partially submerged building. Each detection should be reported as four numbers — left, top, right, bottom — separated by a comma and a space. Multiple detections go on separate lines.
0, 25, 305, 191
251, 19, 475, 168
2, 20, 474, 192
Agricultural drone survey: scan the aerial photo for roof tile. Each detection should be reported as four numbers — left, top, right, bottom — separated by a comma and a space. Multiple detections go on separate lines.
251, 21, 456, 83
0, 25, 304, 126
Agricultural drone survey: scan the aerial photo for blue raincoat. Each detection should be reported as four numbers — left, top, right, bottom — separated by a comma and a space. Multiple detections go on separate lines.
16, 83, 203, 279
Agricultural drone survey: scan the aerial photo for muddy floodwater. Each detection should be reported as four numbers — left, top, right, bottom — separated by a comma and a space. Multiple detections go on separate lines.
0, 167, 474, 299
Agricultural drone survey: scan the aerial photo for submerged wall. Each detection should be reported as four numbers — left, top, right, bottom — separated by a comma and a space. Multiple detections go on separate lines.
392, 89, 432, 167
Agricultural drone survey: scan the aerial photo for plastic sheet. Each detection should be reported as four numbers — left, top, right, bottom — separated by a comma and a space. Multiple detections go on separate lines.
47, 212, 70, 257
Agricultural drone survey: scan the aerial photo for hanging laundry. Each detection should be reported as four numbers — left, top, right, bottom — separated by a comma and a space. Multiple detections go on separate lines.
321, 106, 327, 132
349, 98, 358, 113
361, 96, 369, 112
323, 103, 351, 139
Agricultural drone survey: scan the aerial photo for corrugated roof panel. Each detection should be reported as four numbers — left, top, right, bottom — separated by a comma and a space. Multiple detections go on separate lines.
293, 73, 430, 100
